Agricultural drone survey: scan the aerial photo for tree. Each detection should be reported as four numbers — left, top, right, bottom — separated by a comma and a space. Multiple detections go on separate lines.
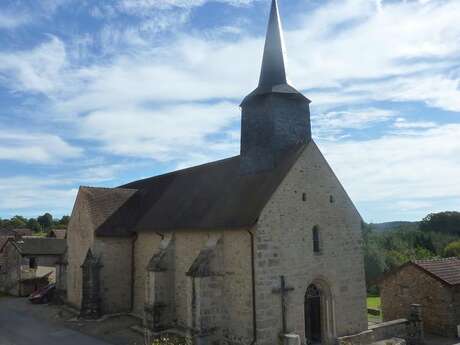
27, 218, 42, 232
420, 211, 460, 235
444, 241, 460, 257
9, 215, 27, 228
37, 213, 53, 231
57, 215, 70, 228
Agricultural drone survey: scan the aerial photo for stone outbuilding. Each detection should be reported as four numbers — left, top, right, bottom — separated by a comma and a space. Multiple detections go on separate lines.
379, 257, 460, 338
0, 237, 66, 296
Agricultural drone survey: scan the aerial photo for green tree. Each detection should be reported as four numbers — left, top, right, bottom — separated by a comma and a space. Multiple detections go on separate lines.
444, 241, 460, 257
57, 215, 70, 228
37, 213, 53, 231
420, 211, 460, 235
9, 215, 27, 228
27, 218, 42, 232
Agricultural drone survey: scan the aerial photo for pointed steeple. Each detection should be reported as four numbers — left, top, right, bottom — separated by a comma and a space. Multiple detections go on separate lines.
258, 0, 287, 88
239, 0, 311, 175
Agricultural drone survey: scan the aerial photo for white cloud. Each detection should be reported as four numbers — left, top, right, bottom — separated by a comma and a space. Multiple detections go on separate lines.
320, 124, 460, 206
313, 108, 396, 139
393, 118, 437, 129
0, 12, 30, 29
0, 130, 82, 163
78, 102, 240, 162
0, 36, 66, 93
0, 176, 77, 214
118, 0, 259, 12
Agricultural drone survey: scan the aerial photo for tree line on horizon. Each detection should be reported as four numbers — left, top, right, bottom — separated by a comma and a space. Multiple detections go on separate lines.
0, 213, 70, 233
364, 211, 460, 293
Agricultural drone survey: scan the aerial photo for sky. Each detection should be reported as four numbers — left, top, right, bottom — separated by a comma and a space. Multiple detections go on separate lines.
0, 0, 459, 223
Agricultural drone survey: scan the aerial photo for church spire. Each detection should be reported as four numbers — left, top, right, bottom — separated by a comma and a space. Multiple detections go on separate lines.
239, 0, 311, 175
258, 0, 287, 89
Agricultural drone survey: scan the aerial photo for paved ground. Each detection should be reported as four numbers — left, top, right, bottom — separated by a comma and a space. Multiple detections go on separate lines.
0, 296, 145, 345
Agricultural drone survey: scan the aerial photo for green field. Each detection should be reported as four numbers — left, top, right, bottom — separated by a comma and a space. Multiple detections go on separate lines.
367, 296, 382, 323
367, 296, 381, 309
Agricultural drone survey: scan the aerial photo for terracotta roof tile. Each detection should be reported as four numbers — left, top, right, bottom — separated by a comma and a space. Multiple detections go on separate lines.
414, 257, 460, 286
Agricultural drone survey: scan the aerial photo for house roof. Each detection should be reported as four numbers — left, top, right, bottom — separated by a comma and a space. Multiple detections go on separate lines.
0, 228, 32, 237
81, 143, 306, 237
79, 187, 139, 237
11, 237, 66, 256
413, 257, 460, 286
0, 228, 33, 251
48, 229, 67, 239
380, 257, 460, 287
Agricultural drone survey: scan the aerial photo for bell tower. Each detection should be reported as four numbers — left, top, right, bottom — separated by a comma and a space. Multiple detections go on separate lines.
240, 0, 311, 175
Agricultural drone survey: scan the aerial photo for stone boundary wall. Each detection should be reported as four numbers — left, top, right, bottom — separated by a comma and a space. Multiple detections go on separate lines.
337, 319, 415, 345
337, 304, 424, 345
369, 319, 408, 342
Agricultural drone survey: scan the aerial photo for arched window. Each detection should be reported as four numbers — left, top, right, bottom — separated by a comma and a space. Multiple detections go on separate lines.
312, 226, 320, 253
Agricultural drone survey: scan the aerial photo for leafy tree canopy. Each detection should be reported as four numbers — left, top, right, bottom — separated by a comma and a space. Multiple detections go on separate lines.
0, 213, 70, 233
444, 240, 460, 257
420, 211, 460, 235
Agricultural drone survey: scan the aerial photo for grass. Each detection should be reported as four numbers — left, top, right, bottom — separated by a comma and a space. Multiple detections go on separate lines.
367, 296, 381, 309
367, 295, 382, 323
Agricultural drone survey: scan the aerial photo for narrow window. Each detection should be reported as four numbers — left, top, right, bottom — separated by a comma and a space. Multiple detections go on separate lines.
302, 193, 307, 202
329, 195, 335, 203
312, 226, 320, 253
29, 257, 37, 269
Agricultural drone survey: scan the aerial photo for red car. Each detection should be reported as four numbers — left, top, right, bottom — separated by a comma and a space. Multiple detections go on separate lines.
29, 283, 56, 304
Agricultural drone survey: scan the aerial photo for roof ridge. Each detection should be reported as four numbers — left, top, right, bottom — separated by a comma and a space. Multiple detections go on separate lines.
119, 155, 240, 189
80, 186, 138, 192
414, 257, 459, 263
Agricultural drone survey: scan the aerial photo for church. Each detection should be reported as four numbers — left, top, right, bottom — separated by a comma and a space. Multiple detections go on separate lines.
66, 1, 368, 344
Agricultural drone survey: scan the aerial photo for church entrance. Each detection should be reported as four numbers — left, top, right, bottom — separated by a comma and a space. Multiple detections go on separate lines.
305, 284, 322, 345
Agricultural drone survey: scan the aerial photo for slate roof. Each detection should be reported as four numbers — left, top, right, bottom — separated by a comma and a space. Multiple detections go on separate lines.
413, 257, 460, 286
82, 144, 306, 237
12, 237, 66, 256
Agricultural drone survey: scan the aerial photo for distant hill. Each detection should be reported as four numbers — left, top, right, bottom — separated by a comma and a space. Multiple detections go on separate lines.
369, 221, 419, 232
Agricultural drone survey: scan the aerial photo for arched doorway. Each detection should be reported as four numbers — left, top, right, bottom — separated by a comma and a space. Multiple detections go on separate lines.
305, 284, 322, 344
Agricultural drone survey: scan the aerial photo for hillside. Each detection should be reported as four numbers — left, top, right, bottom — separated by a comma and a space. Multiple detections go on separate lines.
369, 221, 419, 231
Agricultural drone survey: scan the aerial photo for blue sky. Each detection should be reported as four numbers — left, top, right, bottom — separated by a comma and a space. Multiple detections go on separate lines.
0, 0, 460, 222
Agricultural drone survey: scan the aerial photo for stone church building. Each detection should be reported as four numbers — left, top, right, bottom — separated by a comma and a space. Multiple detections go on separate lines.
66, 1, 368, 344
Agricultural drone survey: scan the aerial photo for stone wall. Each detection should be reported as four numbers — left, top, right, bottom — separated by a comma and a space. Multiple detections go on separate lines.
66, 189, 96, 309
254, 141, 368, 345
132, 232, 163, 316
380, 264, 457, 337
93, 237, 133, 314
0, 241, 21, 295
133, 229, 253, 345
369, 319, 408, 342
67, 187, 134, 314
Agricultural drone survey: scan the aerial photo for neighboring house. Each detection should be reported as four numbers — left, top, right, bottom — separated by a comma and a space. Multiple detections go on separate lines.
0, 237, 66, 296
379, 257, 460, 337
0, 228, 33, 245
66, 1, 368, 344
0, 228, 33, 273
48, 229, 67, 239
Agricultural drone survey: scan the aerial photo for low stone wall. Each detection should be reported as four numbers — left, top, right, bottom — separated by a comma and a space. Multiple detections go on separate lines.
337, 330, 374, 345
338, 304, 424, 345
369, 319, 408, 341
